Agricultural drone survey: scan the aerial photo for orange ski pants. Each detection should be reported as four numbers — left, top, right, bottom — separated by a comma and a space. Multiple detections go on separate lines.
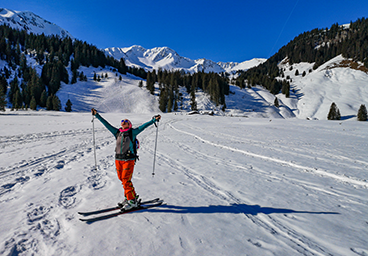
115, 160, 136, 200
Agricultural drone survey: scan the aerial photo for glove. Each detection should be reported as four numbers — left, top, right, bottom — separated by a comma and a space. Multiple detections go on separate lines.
91, 108, 97, 116
154, 115, 161, 121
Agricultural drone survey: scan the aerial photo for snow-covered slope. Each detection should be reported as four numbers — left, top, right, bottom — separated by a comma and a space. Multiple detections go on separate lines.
0, 8, 73, 39
104, 46, 266, 74
1, 7, 366, 120
56, 67, 159, 113
0, 111, 367, 255
277, 55, 368, 120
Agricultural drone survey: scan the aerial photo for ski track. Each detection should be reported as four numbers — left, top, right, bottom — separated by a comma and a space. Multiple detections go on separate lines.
147, 145, 330, 256
181, 122, 368, 170
0, 128, 115, 255
1, 116, 367, 255
141, 120, 366, 256
168, 123, 368, 188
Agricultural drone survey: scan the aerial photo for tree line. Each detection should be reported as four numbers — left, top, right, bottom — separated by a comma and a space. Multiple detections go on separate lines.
236, 17, 368, 97
145, 69, 229, 112
0, 25, 145, 111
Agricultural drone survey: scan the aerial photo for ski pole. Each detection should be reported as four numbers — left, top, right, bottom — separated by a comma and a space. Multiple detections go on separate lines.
152, 119, 159, 177
92, 115, 97, 171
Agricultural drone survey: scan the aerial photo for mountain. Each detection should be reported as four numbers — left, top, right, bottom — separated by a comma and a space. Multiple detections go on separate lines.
0, 8, 73, 39
0, 8, 367, 121
104, 46, 266, 74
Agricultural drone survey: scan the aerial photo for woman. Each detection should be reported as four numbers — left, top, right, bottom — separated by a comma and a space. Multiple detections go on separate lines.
91, 108, 161, 210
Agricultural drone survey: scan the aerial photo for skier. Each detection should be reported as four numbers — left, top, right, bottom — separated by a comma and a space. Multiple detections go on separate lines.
91, 108, 161, 210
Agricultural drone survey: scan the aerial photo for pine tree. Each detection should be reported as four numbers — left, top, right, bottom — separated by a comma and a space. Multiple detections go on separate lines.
46, 95, 53, 110
357, 104, 367, 121
274, 97, 280, 108
13, 90, 22, 110
52, 95, 61, 111
65, 99, 72, 112
0, 89, 7, 111
30, 96, 37, 110
118, 58, 127, 74
327, 102, 341, 120
146, 72, 155, 95
190, 83, 197, 111
71, 69, 78, 84
9, 77, 20, 105
158, 87, 168, 112
40, 90, 47, 108
0, 75, 8, 95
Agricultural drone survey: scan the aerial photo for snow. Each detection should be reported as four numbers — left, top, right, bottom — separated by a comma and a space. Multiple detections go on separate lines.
104, 45, 266, 74
56, 67, 159, 113
1, 110, 367, 255
0, 8, 73, 39
1, 14, 368, 253
278, 55, 368, 120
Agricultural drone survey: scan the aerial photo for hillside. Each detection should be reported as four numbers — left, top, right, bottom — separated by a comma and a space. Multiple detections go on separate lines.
235, 18, 368, 120
0, 8, 367, 120
0, 8, 73, 39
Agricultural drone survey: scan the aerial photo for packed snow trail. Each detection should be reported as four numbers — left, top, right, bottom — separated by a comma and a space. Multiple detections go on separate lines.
0, 112, 367, 256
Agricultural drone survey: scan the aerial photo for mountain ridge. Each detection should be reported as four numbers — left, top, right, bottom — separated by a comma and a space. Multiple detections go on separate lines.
104, 45, 266, 74
0, 7, 73, 39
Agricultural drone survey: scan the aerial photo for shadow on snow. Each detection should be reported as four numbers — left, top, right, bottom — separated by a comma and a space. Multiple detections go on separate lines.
149, 204, 339, 216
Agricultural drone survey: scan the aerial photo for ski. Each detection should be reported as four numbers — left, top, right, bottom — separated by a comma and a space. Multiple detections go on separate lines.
79, 201, 164, 223
78, 198, 161, 216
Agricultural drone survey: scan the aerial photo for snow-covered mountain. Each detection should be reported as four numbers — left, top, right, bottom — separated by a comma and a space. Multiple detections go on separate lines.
104, 45, 266, 74
1, 7, 367, 121
0, 8, 73, 39
0, 7, 264, 74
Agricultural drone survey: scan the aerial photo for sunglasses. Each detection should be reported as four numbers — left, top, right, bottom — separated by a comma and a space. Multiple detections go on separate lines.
121, 119, 130, 124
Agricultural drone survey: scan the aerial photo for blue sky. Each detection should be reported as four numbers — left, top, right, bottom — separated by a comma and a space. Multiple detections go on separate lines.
2, 0, 368, 62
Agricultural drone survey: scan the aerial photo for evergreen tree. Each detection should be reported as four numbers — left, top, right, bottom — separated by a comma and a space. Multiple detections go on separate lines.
46, 95, 53, 110
138, 80, 143, 88
30, 96, 37, 110
0, 75, 7, 95
52, 95, 61, 111
118, 58, 127, 74
158, 87, 168, 112
327, 102, 341, 120
190, 83, 197, 111
40, 90, 47, 107
13, 90, 22, 109
9, 77, 20, 105
65, 99, 72, 112
146, 71, 155, 95
357, 104, 367, 121
71, 69, 78, 84
274, 97, 280, 108
0, 89, 6, 111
